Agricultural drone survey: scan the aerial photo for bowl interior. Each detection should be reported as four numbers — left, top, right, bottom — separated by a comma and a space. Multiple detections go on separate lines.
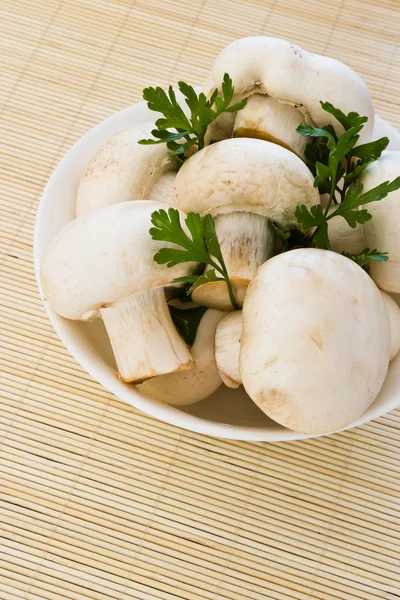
34, 98, 400, 441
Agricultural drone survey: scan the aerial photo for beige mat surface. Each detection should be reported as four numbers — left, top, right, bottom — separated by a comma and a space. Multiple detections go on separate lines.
1, 1, 400, 598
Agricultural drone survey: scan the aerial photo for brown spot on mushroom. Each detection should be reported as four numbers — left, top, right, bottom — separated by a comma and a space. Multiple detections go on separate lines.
309, 326, 324, 350
258, 387, 291, 416
264, 355, 278, 368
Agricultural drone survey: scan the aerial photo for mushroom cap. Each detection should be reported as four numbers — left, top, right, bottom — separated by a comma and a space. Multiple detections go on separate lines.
203, 36, 374, 144
76, 122, 179, 216
173, 138, 319, 225
326, 206, 366, 255
215, 310, 243, 388
138, 309, 225, 405
240, 249, 390, 434
380, 291, 400, 361
361, 151, 400, 293
41, 201, 196, 320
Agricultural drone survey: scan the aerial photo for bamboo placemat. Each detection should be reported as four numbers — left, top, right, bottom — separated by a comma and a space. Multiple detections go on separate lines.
1, 1, 400, 598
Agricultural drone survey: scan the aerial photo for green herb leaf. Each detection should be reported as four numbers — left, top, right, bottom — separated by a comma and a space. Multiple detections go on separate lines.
295, 204, 330, 250
320, 101, 368, 131
295, 204, 326, 231
343, 158, 374, 187
342, 248, 389, 268
168, 305, 208, 346
314, 162, 333, 187
357, 177, 400, 206
139, 74, 247, 158
150, 209, 208, 267
296, 123, 336, 150
329, 126, 361, 169
177, 269, 223, 294
330, 178, 400, 229
150, 208, 238, 310
296, 102, 400, 248
350, 137, 389, 160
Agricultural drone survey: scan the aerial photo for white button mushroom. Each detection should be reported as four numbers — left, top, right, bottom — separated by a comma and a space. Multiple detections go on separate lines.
203, 37, 374, 154
215, 290, 400, 388
76, 122, 179, 216
214, 311, 242, 389
40, 201, 197, 383
326, 207, 367, 255
380, 291, 400, 361
240, 249, 390, 434
138, 309, 225, 405
173, 138, 319, 310
360, 151, 400, 292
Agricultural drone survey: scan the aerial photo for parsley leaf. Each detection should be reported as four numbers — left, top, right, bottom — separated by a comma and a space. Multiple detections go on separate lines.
320, 101, 368, 131
295, 101, 400, 253
139, 74, 247, 159
295, 205, 330, 249
168, 305, 208, 346
150, 208, 238, 310
175, 269, 223, 294
297, 123, 337, 151
342, 248, 389, 269
350, 136, 389, 160
331, 178, 400, 227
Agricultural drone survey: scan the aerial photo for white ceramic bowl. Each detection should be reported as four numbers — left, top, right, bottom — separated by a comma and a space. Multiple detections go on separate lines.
34, 98, 400, 441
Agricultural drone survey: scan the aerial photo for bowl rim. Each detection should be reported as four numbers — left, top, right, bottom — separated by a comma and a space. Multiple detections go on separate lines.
33, 100, 400, 441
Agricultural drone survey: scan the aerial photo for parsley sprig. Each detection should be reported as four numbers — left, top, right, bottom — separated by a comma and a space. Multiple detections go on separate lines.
150, 208, 238, 310
138, 74, 247, 160
341, 248, 389, 268
294, 102, 400, 254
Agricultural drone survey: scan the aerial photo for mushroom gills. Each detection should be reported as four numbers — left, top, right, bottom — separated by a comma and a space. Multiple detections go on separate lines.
233, 95, 308, 158
215, 311, 243, 388
192, 212, 275, 311
100, 287, 194, 383
148, 171, 176, 205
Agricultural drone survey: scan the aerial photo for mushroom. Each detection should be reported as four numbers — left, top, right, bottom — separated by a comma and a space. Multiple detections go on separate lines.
380, 291, 400, 361
147, 171, 176, 204
326, 206, 367, 255
173, 138, 319, 310
138, 309, 225, 405
214, 311, 242, 388
240, 249, 390, 434
203, 37, 374, 155
360, 151, 400, 292
40, 201, 197, 383
234, 94, 309, 157
76, 122, 178, 216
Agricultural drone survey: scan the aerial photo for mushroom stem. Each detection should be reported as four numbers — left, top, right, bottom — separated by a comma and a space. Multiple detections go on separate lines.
192, 212, 275, 311
215, 311, 243, 388
233, 95, 308, 158
138, 309, 225, 405
100, 287, 194, 383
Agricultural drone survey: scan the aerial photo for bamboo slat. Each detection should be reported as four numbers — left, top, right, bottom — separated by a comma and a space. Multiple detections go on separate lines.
1, 1, 400, 599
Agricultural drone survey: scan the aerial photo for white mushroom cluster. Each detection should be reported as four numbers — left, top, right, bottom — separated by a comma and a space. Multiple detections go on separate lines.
40, 36, 400, 434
